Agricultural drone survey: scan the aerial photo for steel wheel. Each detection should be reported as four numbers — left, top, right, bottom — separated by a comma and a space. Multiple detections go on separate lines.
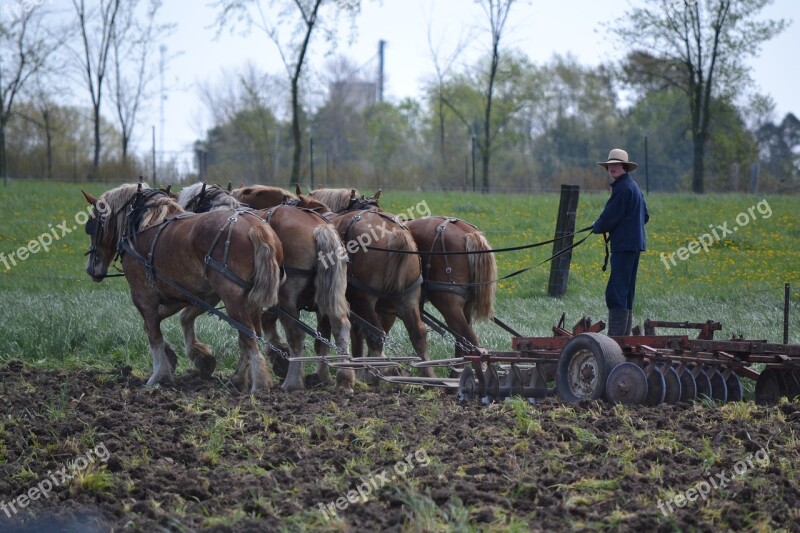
755, 368, 785, 405
643, 363, 666, 406
676, 365, 697, 402
706, 366, 728, 403
605, 362, 648, 405
458, 365, 476, 403
556, 333, 625, 403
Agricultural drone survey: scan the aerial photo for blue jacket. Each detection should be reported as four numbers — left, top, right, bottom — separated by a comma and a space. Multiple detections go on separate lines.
592, 173, 649, 252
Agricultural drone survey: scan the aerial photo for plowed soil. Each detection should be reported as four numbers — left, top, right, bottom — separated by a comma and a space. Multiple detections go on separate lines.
0, 362, 798, 532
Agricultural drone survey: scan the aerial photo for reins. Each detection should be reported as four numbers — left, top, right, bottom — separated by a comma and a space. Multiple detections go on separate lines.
366, 225, 594, 256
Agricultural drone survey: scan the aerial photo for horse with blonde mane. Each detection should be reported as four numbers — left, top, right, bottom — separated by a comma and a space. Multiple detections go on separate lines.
82, 183, 284, 392
178, 183, 354, 392
236, 185, 434, 377
309, 188, 497, 358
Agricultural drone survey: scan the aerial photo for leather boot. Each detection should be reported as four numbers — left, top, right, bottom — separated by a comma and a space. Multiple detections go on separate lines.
624, 310, 633, 336
606, 308, 628, 336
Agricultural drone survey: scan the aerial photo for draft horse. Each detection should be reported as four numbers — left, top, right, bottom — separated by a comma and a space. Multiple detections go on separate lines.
236, 185, 434, 378
178, 183, 353, 392
310, 188, 497, 358
83, 183, 284, 393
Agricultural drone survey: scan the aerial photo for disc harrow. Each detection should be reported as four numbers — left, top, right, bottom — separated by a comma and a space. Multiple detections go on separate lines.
313, 313, 797, 406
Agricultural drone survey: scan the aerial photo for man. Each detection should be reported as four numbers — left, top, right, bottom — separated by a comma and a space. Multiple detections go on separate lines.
592, 148, 649, 336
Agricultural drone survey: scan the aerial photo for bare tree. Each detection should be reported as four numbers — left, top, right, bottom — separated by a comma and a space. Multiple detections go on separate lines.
107, 0, 173, 164
620, 0, 787, 193
0, 5, 61, 186
476, 0, 516, 192
425, 12, 469, 167
71, 0, 122, 176
213, 0, 360, 186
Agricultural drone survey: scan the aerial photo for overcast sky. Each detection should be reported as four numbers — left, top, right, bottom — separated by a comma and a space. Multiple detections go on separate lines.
145, 0, 799, 164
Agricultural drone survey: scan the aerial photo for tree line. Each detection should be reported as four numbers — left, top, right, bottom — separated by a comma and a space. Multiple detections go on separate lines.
1, 0, 796, 193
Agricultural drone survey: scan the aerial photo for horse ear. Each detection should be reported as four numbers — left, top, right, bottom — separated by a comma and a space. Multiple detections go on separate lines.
295, 183, 302, 195
165, 184, 172, 194
374, 189, 381, 200
200, 183, 207, 195
350, 189, 356, 200
227, 181, 233, 192
82, 190, 97, 205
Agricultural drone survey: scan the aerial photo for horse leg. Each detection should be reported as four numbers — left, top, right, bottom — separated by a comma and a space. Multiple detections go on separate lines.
260, 310, 290, 375
131, 296, 183, 385
316, 314, 355, 392
279, 306, 307, 392
179, 305, 218, 379
397, 298, 434, 378
225, 301, 271, 393
428, 292, 480, 357
350, 296, 384, 383
139, 308, 175, 386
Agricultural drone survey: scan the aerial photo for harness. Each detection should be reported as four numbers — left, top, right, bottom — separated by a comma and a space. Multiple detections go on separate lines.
421, 217, 473, 300
113, 190, 258, 294
340, 208, 423, 300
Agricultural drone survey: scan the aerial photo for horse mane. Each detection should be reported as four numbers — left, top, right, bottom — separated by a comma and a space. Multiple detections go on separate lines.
308, 188, 359, 212
178, 182, 242, 212
98, 183, 184, 243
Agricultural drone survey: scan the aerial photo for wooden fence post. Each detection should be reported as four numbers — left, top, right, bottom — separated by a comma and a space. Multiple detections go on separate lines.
548, 184, 581, 298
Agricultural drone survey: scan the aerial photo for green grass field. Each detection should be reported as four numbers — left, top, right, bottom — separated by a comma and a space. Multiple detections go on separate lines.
1, 180, 798, 377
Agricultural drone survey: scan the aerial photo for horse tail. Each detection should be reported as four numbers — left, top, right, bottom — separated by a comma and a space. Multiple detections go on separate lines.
465, 231, 497, 321
313, 224, 350, 320
384, 229, 419, 294
246, 224, 282, 312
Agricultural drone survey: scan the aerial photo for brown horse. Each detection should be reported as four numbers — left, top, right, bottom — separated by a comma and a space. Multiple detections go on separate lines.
238, 185, 434, 377
309, 188, 497, 358
178, 183, 354, 392
232, 184, 330, 213
82, 183, 284, 393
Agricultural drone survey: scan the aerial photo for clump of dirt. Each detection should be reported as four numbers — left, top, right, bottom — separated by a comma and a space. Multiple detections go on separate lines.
0, 363, 797, 531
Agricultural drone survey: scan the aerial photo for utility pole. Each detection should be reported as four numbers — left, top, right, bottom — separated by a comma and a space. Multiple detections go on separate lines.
378, 40, 386, 102
159, 44, 166, 172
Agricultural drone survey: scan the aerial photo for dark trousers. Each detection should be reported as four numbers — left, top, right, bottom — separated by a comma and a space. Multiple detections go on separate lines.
605, 251, 641, 311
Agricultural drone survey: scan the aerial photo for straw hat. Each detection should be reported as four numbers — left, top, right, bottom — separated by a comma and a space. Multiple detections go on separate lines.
598, 148, 638, 172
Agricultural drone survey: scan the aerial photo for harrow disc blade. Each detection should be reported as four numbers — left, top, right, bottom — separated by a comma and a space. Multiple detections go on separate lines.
755, 368, 786, 405
689, 364, 712, 400
661, 364, 682, 404
643, 363, 666, 406
782, 369, 800, 401
481, 365, 501, 405
706, 367, 728, 403
605, 362, 648, 405
725, 372, 743, 402
676, 365, 697, 402
457, 365, 477, 403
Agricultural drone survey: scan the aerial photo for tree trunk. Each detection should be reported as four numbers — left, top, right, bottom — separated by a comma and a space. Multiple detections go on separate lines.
692, 134, 705, 193
92, 104, 101, 176
1, 125, 7, 187
290, 76, 302, 186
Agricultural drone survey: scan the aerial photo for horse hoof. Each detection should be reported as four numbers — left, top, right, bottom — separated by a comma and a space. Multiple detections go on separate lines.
196, 357, 217, 379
